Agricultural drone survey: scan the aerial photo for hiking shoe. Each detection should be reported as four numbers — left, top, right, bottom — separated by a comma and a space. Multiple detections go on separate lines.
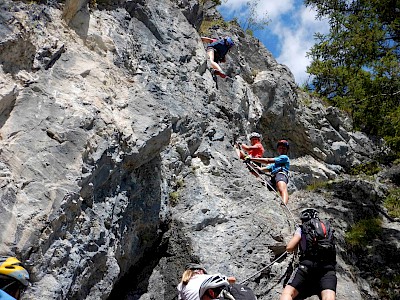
214, 70, 227, 78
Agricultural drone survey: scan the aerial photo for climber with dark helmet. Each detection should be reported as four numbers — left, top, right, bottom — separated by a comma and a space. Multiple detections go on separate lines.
201, 36, 235, 78
279, 208, 337, 300
199, 274, 230, 300
0, 257, 30, 300
177, 263, 235, 300
247, 139, 290, 204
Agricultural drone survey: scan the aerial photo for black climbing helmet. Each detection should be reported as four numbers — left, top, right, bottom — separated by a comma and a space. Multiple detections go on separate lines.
249, 132, 262, 140
300, 208, 319, 222
277, 139, 289, 149
185, 263, 208, 274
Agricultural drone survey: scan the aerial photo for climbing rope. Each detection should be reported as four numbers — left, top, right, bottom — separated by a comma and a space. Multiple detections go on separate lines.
239, 251, 288, 284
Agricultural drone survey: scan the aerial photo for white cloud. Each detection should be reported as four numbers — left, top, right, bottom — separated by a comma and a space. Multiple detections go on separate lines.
272, 6, 329, 84
219, 0, 329, 84
220, 0, 295, 21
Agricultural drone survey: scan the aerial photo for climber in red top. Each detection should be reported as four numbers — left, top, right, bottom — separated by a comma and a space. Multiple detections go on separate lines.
235, 132, 265, 178
236, 132, 264, 160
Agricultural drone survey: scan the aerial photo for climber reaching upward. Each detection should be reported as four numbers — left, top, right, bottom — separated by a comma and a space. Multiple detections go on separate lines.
248, 140, 290, 205
201, 36, 235, 78
279, 208, 337, 300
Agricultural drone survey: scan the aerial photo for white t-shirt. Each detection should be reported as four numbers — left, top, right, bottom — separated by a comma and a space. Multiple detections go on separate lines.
177, 274, 212, 300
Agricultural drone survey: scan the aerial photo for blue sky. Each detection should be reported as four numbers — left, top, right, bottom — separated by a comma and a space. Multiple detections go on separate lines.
218, 0, 329, 84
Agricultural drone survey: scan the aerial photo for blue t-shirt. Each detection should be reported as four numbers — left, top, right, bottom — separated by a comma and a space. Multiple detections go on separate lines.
207, 39, 232, 61
266, 154, 290, 174
0, 289, 16, 300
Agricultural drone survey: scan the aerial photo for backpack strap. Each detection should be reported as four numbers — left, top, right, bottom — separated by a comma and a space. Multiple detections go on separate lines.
320, 221, 327, 236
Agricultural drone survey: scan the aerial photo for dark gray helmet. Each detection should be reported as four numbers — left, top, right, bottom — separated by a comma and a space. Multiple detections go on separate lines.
300, 208, 319, 222
185, 263, 207, 274
277, 139, 289, 149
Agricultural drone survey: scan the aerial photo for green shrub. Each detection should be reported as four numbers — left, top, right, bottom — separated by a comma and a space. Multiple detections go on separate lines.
349, 161, 381, 176
169, 191, 180, 206
345, 218, 382, 248
245, 29, 254, 36
305, 180, 333, 191
384, 188, 400, 218
199, 19, 228, 35
176, 179, 184, 188
378, 274, 400, 299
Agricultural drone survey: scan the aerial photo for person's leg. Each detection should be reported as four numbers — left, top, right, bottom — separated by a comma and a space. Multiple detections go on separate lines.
321, 289, 335, 300
206, 49, 223, 72
280, 285, 299, 300
276, 181, 288, 205
320, 269, 337, 300
281, 265, 308, 300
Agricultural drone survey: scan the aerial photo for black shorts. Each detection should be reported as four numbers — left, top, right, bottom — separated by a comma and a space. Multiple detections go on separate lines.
272, 172, 288, 184
287, 263, 337, 297
206, 47, 222, 62
267, 172, 288, 191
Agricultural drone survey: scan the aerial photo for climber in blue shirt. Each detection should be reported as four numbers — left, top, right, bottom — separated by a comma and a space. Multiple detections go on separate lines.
249, 140, 290, 205
201, 36, 235, 78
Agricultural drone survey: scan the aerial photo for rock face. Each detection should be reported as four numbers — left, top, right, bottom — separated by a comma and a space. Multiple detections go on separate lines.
0, 1, 398, 300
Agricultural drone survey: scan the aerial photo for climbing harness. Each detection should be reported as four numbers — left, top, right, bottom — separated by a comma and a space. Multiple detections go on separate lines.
239, 251, 288, 284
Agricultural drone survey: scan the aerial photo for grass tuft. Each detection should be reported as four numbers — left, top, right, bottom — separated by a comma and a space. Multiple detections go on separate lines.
345, 218, 382, 248
384, 188, 400, 218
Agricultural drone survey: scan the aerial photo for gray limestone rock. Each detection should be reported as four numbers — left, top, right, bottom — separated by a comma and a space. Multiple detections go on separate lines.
0, 1, 397, 300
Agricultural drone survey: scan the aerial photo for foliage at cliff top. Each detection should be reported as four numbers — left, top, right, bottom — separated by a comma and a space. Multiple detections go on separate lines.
305, 0, 400, 157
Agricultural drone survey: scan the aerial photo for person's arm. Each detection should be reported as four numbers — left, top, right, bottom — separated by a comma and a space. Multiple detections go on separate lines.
254, 165, 269, 173
251, 157, 275, 164
227, 277, 236, 284
286, 230, 301, 253
201, 37, 216, 43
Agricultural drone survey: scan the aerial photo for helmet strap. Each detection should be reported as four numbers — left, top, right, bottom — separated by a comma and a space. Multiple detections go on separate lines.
2, 280, 18, 291
206, 289, 215, 298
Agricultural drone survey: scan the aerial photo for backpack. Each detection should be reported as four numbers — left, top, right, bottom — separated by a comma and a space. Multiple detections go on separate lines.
219, 283, 257, 300
300, 218, 336, 263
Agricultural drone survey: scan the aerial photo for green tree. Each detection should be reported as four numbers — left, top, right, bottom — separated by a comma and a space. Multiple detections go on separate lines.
305, 0, 400, 155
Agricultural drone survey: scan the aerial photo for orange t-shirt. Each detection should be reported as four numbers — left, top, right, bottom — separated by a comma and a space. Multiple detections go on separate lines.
248, 142, 264, 158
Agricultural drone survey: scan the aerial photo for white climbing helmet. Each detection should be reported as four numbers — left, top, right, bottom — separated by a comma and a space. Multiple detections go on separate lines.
199, 274, 229, 298
249, 132, 262, 140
